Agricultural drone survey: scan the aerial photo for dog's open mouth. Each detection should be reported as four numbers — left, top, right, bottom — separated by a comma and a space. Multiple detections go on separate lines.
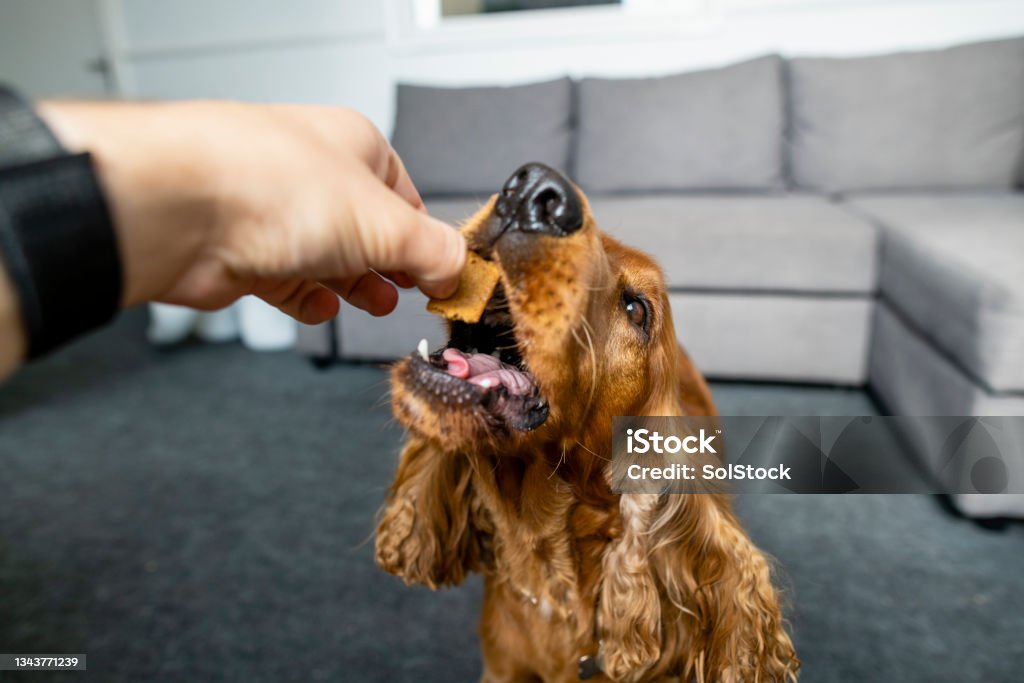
407, 282, 549, 433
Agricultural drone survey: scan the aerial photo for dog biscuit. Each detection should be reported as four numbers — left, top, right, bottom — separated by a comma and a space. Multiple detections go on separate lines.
427, 251, 501, 324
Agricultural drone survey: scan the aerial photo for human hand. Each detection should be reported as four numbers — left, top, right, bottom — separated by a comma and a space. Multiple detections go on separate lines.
36, 100, 465, 323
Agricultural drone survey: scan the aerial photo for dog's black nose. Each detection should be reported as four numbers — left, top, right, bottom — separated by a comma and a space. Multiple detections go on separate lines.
495, 162, 583, 237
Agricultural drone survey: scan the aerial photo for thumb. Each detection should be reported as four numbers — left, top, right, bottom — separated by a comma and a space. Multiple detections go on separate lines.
359, 188, 466, 299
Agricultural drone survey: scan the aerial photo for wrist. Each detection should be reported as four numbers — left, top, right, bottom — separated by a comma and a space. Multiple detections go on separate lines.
36, 100, 218, 308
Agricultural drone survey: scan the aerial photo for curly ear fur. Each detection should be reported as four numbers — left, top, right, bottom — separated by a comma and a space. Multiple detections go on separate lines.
598, 493, 663, 682
650, 494, 799, 682
375, 437, 489, 589
599, 492, 797, 682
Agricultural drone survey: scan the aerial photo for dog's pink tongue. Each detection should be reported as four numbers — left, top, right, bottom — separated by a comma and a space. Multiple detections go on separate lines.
442, 348, 533, 396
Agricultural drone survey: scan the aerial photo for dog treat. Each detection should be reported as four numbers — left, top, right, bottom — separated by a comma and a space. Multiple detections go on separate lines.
427, 251, 500, 324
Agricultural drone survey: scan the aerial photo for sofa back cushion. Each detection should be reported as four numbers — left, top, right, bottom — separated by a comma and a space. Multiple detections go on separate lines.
391, 77, 572, 196
789, 36, 1024, 193
574, 55, 785, 193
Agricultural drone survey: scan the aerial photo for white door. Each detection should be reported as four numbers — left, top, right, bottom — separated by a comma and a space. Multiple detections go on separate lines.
0, 0, 111, 98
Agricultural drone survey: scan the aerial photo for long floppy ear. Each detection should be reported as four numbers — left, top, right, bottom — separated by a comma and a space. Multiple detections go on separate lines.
598, 341, 690, 681
638, 344, 798, 681
375, 436, 488, 589
600, 338, 798, 681
648, 496, 799, 682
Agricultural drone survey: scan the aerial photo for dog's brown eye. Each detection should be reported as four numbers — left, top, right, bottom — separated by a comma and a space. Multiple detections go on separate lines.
623, 293, 649, 335
625, 300, 645, 326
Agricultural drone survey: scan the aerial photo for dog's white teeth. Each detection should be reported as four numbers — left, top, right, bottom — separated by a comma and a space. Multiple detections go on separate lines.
417, 338, 429, 362
491, 350, 502, 359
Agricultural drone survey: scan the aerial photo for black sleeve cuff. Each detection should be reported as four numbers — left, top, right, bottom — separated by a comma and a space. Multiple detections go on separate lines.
0, 87, 64, 167
0, 152, 123, 358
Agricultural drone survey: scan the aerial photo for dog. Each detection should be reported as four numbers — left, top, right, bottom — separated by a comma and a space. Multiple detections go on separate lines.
376, 163, 799, 682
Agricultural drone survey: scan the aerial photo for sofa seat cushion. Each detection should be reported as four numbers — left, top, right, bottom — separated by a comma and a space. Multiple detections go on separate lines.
672, 293, 871, 384
847, 193, 1024, 392
392, 78, 572, 196
575, 55, 785, 192
789, 36, 1024, 193
587, 194, 877, 293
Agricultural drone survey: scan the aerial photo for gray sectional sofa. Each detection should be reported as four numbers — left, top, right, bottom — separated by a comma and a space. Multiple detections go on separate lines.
296, 35, 1024, 517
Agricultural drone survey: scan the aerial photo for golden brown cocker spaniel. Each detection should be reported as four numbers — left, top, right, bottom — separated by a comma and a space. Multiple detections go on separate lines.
376, 163, 799, 683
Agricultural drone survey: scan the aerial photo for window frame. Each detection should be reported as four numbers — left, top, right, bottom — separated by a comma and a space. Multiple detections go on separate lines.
385, 0, 715, 52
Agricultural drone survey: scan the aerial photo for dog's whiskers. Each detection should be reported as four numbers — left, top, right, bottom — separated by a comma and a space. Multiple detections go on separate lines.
548, 444, 568, 479
579, 317, 599, 415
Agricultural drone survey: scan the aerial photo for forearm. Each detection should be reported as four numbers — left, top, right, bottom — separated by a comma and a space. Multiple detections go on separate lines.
0, 261, 27, 379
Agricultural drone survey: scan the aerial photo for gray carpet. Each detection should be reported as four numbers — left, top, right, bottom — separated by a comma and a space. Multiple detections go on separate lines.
0, 310, 1021, 682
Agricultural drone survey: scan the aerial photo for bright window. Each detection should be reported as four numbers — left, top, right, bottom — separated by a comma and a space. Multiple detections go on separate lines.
441, 0, 622, 17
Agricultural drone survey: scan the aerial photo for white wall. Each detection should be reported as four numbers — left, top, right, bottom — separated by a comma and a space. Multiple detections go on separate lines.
98, 0, 1024, 134
0, 0, 110, 98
